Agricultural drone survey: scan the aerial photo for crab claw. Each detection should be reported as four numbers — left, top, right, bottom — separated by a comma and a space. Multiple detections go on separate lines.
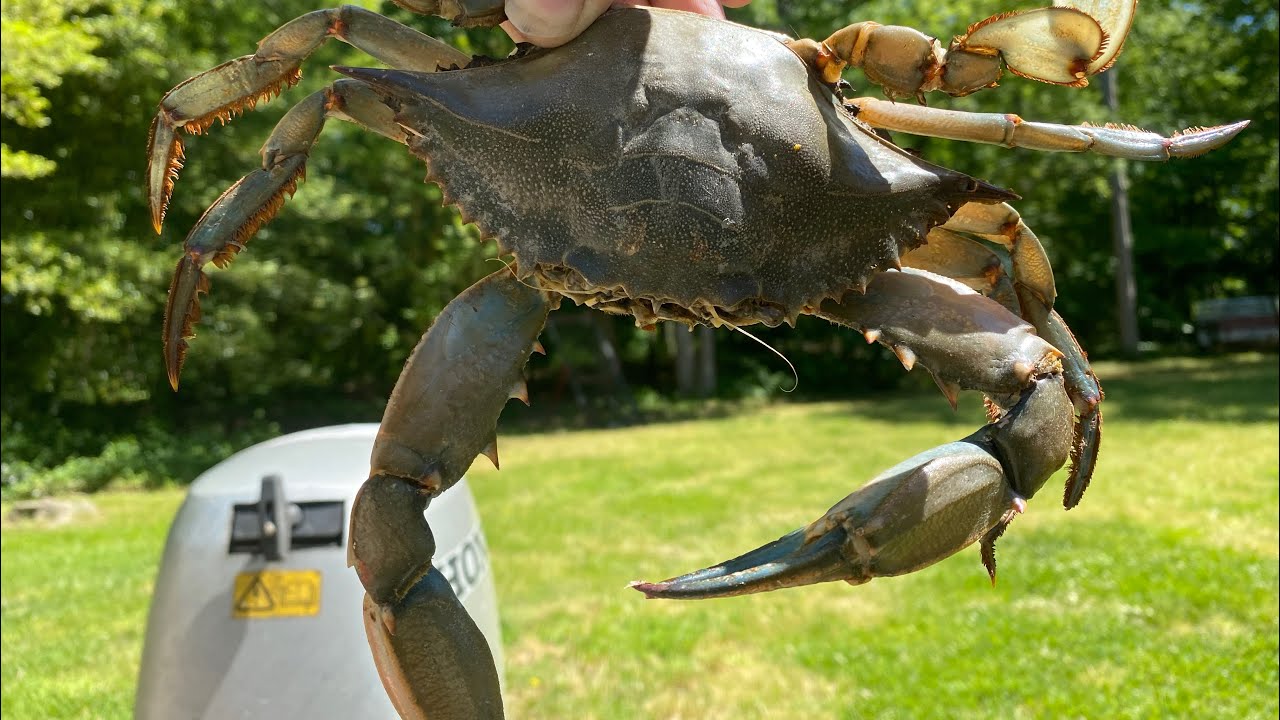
162, 256, 210, 390
631, 526, 851, 599
633, 441, 1018, 599
635, 374, 1072, 600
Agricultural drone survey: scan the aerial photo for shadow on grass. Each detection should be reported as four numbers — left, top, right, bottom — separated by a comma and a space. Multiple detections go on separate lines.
498, 394, 761, 435
23, 354, 1267, 497
498, 353, 1278, 436
803, 353, 1279, 428
1092, 353, 1278, 424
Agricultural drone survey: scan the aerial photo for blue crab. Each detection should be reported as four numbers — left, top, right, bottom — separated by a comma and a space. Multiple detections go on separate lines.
147, 1, 1245, 716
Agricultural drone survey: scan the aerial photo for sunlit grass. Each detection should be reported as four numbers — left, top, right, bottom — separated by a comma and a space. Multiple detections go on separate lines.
2, 355, 1276, 718
1, 492, 184, 719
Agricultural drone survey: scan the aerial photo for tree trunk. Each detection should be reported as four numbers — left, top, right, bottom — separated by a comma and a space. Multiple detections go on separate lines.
1099, 69, 1140, 356
670, 324, 696, 396
696, 325, 716, 397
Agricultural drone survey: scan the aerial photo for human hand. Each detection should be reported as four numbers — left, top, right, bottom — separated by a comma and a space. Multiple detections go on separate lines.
503, 0, 751, 48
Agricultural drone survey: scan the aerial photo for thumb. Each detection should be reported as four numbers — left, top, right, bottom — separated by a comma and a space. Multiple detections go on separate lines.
503, 0, 616, 47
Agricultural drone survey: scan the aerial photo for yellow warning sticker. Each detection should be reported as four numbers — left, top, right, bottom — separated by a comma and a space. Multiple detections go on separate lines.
232, 570, 321, 619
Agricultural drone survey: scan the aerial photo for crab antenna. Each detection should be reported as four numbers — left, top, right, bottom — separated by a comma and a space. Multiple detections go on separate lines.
718, 320, 799, 394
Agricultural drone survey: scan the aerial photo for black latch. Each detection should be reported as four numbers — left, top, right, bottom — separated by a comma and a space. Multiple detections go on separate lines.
229, 475, 344, 556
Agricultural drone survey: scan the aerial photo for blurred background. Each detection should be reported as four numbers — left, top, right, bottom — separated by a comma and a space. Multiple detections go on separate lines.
1, 1, 1276, 718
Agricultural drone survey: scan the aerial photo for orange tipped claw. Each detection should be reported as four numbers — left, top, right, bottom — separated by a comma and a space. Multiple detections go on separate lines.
159, 157, 305, 391
146, 56, 303, 234
147, 115, 184, 234
163, 256, 210, 390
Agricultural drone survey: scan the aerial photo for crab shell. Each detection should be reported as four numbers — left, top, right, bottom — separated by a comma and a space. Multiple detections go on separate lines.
350, 8, 1013, 329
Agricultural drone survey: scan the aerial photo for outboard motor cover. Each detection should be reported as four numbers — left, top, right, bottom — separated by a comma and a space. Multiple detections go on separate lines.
135, 424, 502, 719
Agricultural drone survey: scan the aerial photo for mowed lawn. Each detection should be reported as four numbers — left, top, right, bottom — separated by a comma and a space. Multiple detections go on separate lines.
3, 355, 1277, 719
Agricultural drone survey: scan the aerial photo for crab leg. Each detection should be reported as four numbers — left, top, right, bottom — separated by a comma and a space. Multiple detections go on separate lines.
896, 227, 1020, 310
788, 1, 1144, 102
941, 202, 1057, 308
1053, 0, 1138, 74
849, 99, 1250, 161
163, 79, 409, 389
391, 0, 507, 27
905, 204, 1102, 507
147, 6, 468, 232
940, 202, 1102, 502
634, 269, 1073, 599
351, 268, 553, 719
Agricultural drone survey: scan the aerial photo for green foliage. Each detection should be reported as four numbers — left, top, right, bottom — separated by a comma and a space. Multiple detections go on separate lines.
1, 145, 57, 179
0, 415, 277, 499
1, 1, 1276, 496
0, 0, 148, 177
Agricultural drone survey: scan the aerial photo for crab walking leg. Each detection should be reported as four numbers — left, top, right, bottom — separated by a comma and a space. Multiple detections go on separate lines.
899, 227, 1020, 311
788, 6, 1113, 101
938, 202, 1057, 308
147, 5, 468, 232
937, 202, 1102, 507
904, 210, 1100, 505
391, 0, 507, 27
850, 98, 1250, 161
634, 269, 1073, 599
351, 269, 553, 720
163, 79, 408, 389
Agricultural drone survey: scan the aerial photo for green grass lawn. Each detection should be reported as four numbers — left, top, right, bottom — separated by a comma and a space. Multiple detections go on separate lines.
3, 355, 1277, 719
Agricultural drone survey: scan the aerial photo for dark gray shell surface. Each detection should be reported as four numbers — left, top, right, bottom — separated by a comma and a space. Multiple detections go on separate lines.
347, 7, 1007, 327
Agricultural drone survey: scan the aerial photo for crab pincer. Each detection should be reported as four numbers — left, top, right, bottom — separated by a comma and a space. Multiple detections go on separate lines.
636, 270, 1074, 598
635, 377, 1071, 598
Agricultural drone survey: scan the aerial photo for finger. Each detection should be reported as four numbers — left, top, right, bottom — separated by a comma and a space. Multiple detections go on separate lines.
651, 0, 727, 18
504, 0, 615, 47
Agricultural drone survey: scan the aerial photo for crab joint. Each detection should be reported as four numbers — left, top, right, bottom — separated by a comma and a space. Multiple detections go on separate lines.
147, 57, 303, 232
